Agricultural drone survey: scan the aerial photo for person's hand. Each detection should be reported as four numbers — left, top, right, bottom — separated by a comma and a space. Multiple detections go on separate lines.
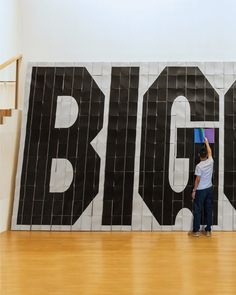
204, 137, 208, 144
192, 191, 196, 200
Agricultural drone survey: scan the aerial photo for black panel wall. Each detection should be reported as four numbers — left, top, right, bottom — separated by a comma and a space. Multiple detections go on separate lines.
12, 63, 229, 231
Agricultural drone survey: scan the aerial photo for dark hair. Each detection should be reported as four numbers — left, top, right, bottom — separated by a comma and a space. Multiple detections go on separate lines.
199, 146, 208, 159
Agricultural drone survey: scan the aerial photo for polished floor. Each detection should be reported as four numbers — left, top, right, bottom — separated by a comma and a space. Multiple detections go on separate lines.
1, 231, 236, 295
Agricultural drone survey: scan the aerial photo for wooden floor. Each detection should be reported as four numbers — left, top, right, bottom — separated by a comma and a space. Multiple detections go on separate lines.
1, 232, 236, 295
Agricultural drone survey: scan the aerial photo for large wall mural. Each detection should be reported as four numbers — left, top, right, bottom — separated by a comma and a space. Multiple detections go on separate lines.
12, 62, 236, 231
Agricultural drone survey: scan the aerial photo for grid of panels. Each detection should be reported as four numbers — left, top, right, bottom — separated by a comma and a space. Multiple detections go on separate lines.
17, 67, 104, 226
224, 82, 236, 208
102, 67, 139, 226
12, 62, 236, 231
139, 67, 219, 225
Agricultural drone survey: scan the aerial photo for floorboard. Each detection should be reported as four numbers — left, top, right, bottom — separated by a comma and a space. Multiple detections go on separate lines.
1, 232, 236, 295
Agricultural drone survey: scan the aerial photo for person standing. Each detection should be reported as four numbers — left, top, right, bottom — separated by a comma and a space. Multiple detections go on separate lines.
191, 137, 214, 237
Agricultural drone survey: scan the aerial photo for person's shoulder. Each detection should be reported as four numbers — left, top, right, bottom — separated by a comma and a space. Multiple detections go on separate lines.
196, 162, 202, 169
208, 156, 214, 163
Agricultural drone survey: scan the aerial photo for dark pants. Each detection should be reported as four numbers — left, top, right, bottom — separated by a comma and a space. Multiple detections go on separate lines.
193, 186, 213, 232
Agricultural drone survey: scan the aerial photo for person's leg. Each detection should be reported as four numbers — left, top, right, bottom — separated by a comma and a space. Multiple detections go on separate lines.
204, 187, 213, 232
201, 189, 208, 230
193, 190, 204, 232
201, 204, 207, 231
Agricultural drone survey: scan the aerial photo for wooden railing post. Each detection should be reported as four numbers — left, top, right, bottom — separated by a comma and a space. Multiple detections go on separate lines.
15, 59, 20, 109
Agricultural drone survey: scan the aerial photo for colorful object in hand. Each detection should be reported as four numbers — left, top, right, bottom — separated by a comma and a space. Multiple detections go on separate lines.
194, 128, 215, 143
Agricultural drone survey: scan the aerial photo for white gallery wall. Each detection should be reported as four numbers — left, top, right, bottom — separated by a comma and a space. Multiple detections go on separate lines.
0, 0, 19, 83
18, 0, 236, 107
18, 0, 236, 62
0, 0, 19, 63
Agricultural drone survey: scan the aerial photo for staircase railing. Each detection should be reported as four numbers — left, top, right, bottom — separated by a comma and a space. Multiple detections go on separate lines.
0, 54, 22, 110
0, 55, 22, 232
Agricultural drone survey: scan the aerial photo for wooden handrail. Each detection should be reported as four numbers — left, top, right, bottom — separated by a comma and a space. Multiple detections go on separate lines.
0, 54, 22, 70
0, 109, 12, 124
0, 54, 22, 109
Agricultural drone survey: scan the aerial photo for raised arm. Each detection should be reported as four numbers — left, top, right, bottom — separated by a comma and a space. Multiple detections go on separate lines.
204, 137, 212, 158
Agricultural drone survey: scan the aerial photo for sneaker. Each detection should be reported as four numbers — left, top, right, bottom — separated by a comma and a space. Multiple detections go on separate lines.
192, 231, 200, 237
206, 231, 211, 237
